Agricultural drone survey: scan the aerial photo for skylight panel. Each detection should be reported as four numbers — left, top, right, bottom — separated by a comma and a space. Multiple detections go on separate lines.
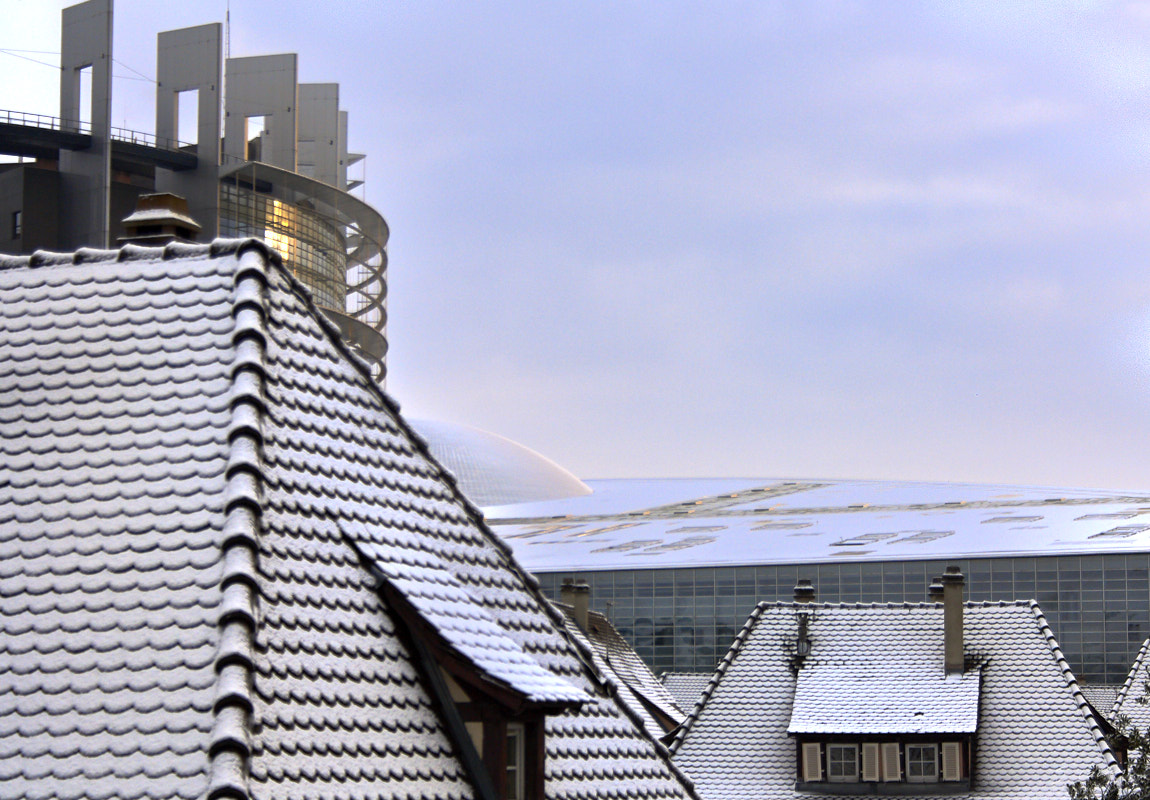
591, 540, 662, 553
832, 532, 899, 547
1088, 525, 1150, 539
630, 536, 718, 555
889, 530, 954, 544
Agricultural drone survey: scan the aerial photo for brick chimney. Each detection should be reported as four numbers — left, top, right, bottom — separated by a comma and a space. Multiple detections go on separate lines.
561, 578, 590, 631
928, 576, 945, 603
794, 578, 816, 604
942, 566, 965, 674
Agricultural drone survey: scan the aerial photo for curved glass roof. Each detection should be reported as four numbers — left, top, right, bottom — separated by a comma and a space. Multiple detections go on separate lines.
409, 419, 591, 508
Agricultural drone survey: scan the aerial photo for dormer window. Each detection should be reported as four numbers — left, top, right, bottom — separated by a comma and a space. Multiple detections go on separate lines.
906, 744, 937, 782
826, 745, 858, 782
797, 740, 969, 793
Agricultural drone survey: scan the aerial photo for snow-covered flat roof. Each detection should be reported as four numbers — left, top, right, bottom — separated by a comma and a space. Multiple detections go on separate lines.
486, 477, 1150, 571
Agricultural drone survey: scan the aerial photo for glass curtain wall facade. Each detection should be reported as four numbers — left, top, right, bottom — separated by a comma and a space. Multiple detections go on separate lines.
537, 553, 1150, 684
220, 183, 347, 312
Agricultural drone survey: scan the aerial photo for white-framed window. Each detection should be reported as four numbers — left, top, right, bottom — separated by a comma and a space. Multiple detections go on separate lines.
906, 744, 939, 783
12, 210, 21, 239
827, 744, 858, 782
506, 722, 525, 800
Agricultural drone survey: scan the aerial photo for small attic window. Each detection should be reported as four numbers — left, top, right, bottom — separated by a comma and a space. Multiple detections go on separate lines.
828, 745, 859, 782
506, 723, 525, 800
982, 516, 1042, 524
906, 744, 938, 782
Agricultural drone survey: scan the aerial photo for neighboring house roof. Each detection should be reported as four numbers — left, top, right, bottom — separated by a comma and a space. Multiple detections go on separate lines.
557, 606, 686, 737
1113, 638, 1150, 731
660, 673, 712, 715
0, 240, 699, 800
669, 600, 1118, 800
1082, 683, 1121, 716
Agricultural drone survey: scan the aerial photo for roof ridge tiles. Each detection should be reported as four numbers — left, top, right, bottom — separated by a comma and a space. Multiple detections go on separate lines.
0, 239, 253, 274
1113, 637, 1150, 718
1027, 600, 1120, 777
207, 243, 277, 800
668, 602, 770, 754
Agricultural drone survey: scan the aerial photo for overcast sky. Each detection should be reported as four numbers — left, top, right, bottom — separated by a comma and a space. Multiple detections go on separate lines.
5, 0, 1150, 490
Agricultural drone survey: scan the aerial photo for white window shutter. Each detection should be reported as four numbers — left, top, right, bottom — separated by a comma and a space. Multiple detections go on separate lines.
881, 742, 901, 782
862, 743, 880, 782
942, 742, 961, 781
802, 742, 822, 782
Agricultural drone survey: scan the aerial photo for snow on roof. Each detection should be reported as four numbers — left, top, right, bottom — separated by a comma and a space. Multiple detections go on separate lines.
0, 240, 699, 800
487, 477, 1150, 571
669, 600, 1117, 800
661, 673, 713, 716
786, 610, 981, 735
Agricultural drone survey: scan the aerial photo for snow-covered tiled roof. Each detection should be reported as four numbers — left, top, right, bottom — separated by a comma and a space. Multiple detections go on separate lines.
669, 600, 1117, 800
787, 608, 981, 735
661, 673, 713, 715
0, 240, 699, 800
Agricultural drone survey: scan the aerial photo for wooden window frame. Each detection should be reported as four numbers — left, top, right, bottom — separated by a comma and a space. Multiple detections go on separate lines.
826, 744, 858, 783
906, 743, 939, 783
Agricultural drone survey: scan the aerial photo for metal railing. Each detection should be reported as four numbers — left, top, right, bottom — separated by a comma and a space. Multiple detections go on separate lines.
0, 108, 193, 152
0, 108, 90, 135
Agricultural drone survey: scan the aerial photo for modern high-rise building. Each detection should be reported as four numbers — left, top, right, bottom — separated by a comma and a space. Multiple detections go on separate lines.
0, 0, 389, 379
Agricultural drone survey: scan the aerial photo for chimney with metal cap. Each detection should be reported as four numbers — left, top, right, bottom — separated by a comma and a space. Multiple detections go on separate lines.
942, 566, 965, 673
561, 578, 590, 631
794, 578, 816, 604
929, 576, 945, 603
